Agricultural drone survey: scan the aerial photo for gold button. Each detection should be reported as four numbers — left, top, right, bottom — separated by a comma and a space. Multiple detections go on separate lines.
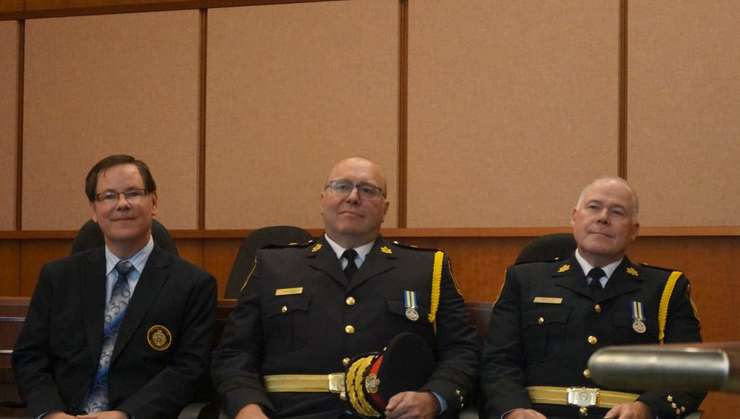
340, 391, 347, 401
537, 317, 545, 325
579, 406, 588, 416
681, 406, 686, 413
587, 335, 598, 345
345, 325, 355, 334
666, 395, 674, 402
345, 296, 356, 306
671, 402, 677, 409
342, 357, 351, 367
594, 304, 602, 313
583, 369, 591, 379
281, 305, 288, 314
675, 409, 681, 415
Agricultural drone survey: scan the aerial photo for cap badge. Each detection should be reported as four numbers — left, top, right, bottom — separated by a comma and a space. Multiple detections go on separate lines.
147, 325, 172, 351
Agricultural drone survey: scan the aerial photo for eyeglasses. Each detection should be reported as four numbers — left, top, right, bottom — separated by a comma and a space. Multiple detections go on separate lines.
325, 179, 385, 200
95, 188, 149, 203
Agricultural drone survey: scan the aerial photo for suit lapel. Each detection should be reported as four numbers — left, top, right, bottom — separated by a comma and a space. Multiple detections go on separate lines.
601, 257, 642, 301
112, 247, 170, 363
348, 238, 396, 292
82, 249, 107, 365
306, 237, 346, 287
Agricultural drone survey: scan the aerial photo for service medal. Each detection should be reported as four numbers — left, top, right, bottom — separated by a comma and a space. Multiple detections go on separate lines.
631, 301, 647, 334
403, 290, 419, 322
405, 307, 419, 321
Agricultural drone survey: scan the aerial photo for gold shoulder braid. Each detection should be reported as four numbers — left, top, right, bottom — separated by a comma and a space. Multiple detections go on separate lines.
658, 271, 682, 343
428, 251, 444, 333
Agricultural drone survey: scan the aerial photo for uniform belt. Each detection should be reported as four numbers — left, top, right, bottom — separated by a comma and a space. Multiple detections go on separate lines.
264, 373, 346, 394
527, 386, 639, 408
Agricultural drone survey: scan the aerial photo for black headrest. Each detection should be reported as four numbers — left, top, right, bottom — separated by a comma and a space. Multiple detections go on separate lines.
515, 233, 577, 264
70, 219, 178, 256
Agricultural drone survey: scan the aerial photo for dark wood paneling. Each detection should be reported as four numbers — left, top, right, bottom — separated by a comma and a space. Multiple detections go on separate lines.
19, 240, 69, 296
0, 241, 19, 296
203, 238, 240, 298
0, 0, 346, 20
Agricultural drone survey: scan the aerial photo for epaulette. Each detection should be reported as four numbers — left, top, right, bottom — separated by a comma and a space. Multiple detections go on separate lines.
262, 239, 315, 250
515, 256, 567, 266
390, 240, 440, 252
639, 262, 679, 273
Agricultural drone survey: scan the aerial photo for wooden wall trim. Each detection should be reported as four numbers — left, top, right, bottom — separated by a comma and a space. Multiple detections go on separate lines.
397, 0, 408, 228
198, 8, 207, 231
0, 0, 347, 21
618, 0, 628, 178
15, 20, 23, 230
2, 226, 740, 240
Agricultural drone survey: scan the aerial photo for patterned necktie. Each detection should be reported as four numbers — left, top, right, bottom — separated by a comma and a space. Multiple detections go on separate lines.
587, 267, 606, 296
84, 260, 134, 413
342, 249, 358, 279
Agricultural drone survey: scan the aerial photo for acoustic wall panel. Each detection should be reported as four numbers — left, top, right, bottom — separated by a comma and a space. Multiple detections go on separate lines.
23, 10, 200, 230
628, 2, 740, 226
0, 21, 18, 231
206, 0, 399, 229
407, 1, 620, 227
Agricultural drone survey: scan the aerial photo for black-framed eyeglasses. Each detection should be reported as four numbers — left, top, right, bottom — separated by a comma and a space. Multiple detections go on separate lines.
95, 188, 149, 203
325, 179, 385, 200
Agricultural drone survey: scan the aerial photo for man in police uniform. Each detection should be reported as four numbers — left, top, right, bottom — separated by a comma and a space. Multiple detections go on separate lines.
480, 177, 704, 419
212, 157, 479, 419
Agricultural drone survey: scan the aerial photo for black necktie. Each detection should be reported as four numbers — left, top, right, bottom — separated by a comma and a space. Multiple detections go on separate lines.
587, 267, 606, 293
342, 249, 358, 279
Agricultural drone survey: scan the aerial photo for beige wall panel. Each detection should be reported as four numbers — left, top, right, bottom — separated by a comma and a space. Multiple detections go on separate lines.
206, 0, 399, 229
0, 22, 18, 230
628, 2, 740, 226
407, 1, 620, 227
23, 11, 200, 230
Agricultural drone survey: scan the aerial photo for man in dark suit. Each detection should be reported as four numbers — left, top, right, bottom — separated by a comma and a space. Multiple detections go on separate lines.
13, 154, 217, 419
212, 157, 479, 419
481, 177, 703, 419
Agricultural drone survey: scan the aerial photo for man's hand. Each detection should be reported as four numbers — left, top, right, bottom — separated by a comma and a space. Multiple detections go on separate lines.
604, 401, 652, 419
44, 412, 77, 419
234, 403, 269, 419
77, 410, 128, 419
503, 408, 547, 419
384, 391, 439, 419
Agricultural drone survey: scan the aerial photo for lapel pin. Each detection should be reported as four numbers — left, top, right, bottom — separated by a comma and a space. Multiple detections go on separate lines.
626, 267, 639, 277
380, 246, 392, 254
558, 264, 571, 273
311, 243, 322, 253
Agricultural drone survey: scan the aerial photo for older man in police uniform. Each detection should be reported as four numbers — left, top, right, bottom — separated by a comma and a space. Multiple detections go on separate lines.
480, 177, 704, 419
212, 157, 480, 419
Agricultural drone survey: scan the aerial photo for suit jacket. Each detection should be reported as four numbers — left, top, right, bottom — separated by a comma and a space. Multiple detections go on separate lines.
212, 237, 480, 419
480, 256, 704, 419
12, 246, 217, 419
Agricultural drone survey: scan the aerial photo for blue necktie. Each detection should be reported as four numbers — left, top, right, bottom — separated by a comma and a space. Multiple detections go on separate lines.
587, 267, 606, 297
84, 260, 133, 413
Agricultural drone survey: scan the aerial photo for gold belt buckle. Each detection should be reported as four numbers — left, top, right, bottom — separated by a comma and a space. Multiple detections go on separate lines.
567, 387, 599, 407
328, 373, 346, 394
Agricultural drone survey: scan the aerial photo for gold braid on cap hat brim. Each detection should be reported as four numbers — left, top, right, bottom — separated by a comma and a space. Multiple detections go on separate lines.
345, 354, 381, 417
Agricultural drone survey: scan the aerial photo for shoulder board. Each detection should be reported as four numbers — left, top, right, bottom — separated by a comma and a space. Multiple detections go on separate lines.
262, 239, 315, 250
390, 240, 440, 252
515, 256, 567, 265
639, 262, 679, 273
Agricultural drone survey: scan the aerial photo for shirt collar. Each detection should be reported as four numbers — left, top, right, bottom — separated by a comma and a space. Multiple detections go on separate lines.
324, 234, 375, 264
105, 236, 155, 276
574, 248, 622, 279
